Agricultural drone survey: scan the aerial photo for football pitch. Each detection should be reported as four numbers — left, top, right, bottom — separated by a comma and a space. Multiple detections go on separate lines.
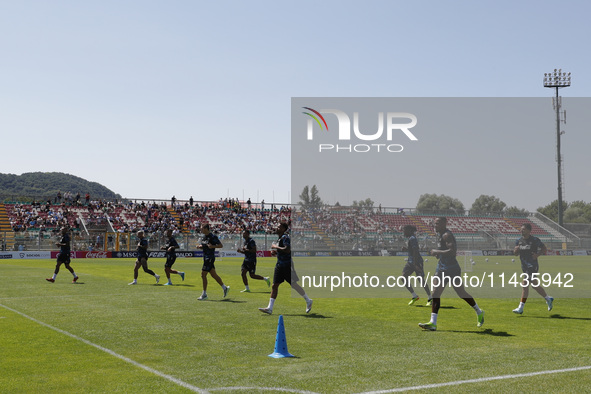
1, 256, 590, 393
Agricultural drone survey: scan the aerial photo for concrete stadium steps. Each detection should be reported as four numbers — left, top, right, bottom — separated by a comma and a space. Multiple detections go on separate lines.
167, 205, 190, 234
0, 203, 16, 250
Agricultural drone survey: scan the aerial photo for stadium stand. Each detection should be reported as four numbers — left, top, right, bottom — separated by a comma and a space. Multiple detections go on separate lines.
1, 197, 578, 251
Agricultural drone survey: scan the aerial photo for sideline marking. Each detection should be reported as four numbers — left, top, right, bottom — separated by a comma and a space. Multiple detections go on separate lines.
0, 303, 321, 394
359, 365, 591, 393
0, 303, 208, 394
209, 387, 320, 394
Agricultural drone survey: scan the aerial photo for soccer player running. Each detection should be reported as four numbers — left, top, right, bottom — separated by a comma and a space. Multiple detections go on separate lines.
161, 229, 185, 285
128, 230, 160, 285
512, 223, 553, 314
196, 224, 229, 300
419, 217, 484, 331
46, 227, 78, 283
237, 229, 270, 292
402, 225, 432, 306
259, 221, 312, 315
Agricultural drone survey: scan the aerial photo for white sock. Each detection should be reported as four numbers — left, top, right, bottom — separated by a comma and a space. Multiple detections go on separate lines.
202, 291, 207, 296
519, 302, 525, 309
52, 273, 57, 280
303, 294, 311, 302
545, 296, 552, 301
72, 272, 77, 278
411, 292, 418, 298
267, 298, 276, 310
430, 313, 438, 325
472, 303, 482, 315
245, 285, 250, 291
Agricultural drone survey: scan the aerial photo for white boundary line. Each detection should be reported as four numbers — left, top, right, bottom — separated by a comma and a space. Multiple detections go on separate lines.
2, 302, 589, 394
208, 387, 320, 393
0, 303, 322, 394
0, 303, 209, 394
358, 365, 591, 393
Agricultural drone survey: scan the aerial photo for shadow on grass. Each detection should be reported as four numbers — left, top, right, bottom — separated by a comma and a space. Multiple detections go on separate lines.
444, 328, 514, 337
210, 299, 247, 303
282, 313, 333, 319
526, 314, 591, 321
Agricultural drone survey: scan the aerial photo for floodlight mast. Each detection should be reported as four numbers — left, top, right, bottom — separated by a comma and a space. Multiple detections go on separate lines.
543, 69, 571, 227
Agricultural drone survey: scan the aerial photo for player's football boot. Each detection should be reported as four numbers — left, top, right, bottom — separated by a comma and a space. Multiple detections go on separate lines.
418, 322, 437, 331
223, 286, 230, 298
180, 272, 185, 281
477, 310, 485, 327
408, 296, 419, 306
512, 307, 523, 314
258, 307, 272, 314
547, 297, 554, 311
306, 299, 313, 313
45, 278, 55, 283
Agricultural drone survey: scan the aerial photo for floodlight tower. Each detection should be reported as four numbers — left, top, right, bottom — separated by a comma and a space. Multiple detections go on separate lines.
543, 69, 571, 227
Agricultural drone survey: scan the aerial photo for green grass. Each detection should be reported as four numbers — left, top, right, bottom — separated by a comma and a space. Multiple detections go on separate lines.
1, 256, 590, 393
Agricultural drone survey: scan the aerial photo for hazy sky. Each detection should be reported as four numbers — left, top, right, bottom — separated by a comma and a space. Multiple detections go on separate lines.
1, 1, 590, 211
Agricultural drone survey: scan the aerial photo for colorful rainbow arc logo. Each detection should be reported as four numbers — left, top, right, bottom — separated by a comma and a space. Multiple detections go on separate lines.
302, 107, 329, 132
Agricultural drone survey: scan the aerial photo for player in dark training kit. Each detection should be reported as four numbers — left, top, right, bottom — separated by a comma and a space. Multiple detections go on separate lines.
402, 225, 432, 306
418, 217, 484, 331
259, 222, 312, 315
161, 229, 185, 285
196, 224, 229, 300
237, 229, 270, 292
128, 230, 160, 285
512, 223, 553, 314
46, 227, 78, 283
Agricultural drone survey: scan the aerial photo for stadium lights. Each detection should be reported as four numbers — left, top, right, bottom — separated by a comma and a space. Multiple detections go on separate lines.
544, 69, 571, 227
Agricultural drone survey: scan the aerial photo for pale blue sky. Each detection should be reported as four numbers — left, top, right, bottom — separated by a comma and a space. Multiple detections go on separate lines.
1, 1, 589, 210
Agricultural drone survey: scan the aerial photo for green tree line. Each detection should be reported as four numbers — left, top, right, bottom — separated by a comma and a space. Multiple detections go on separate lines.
0, 172, 121, 202
299, 186, 591, 224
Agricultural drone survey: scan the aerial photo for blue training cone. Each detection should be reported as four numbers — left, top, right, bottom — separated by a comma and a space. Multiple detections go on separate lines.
269, 315, 295, 358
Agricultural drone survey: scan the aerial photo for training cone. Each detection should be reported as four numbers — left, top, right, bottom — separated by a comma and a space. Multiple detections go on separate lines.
268, 315, 295, 358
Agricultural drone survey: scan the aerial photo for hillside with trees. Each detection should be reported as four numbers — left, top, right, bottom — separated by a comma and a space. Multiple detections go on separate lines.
0, 172, 121, 201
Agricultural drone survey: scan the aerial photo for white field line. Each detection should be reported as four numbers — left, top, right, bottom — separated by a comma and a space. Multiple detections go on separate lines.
0, 303, 322, 394
359, 365, 591, 393
0, 303, 208, 394
208, 387, 320, 393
